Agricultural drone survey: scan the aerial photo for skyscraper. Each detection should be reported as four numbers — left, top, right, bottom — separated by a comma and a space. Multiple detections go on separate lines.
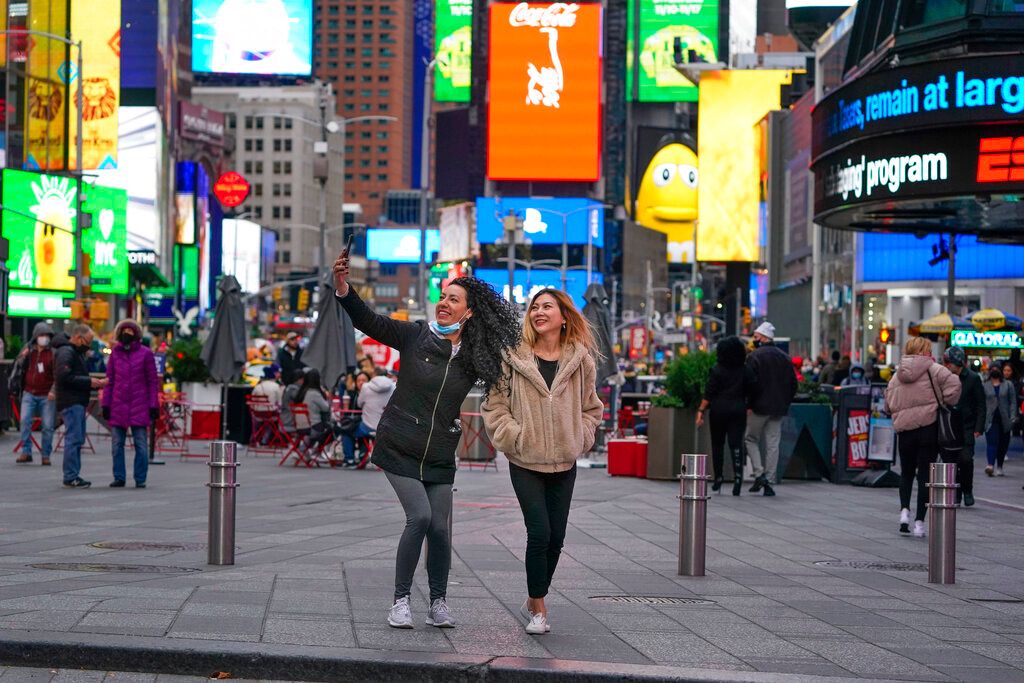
313, 0, 414, 221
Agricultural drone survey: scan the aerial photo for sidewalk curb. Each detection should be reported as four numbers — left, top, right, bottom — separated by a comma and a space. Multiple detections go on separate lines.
0, 629, 896, 682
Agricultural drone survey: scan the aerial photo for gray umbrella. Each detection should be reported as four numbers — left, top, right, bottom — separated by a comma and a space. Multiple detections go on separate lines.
583, 282, 616, 385
303, 276, 357, 392
200, 275, 247, 438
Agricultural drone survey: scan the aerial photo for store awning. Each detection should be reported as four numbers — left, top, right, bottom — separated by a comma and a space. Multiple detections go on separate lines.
130, 261, 171, 289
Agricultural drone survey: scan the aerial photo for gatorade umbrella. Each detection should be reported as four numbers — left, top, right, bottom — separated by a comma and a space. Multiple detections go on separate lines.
968, 308, 1023, 332
200, 275, 247, 438
913, 312, 971, 336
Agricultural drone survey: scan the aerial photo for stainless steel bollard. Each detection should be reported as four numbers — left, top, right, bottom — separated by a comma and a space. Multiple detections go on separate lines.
927, 462, 957, 584
678, 453, 710, 577
208, 441, 240, 565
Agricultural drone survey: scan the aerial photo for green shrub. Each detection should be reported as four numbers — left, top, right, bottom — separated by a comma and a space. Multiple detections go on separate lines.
167, 338, 209, 383
657, 351, 716, 409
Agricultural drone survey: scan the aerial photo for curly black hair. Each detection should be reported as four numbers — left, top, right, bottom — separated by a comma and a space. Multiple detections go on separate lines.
715, 335, 748, 369
448, 276, 521, 394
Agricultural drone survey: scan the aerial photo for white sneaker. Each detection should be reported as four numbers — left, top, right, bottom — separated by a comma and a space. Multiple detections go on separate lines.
425, 597, 455, 628
899, 508, 911, 534
387, 596, 413, 628
520, 599, 534, 623
912, 520, 926, 538
996, 467, 1005, 477
525, 611, 550, 634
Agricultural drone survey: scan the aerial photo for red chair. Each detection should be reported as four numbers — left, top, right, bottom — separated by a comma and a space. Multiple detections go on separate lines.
277, 404, 333, 468
246, 396, 288, 456
617, 406, 636, 436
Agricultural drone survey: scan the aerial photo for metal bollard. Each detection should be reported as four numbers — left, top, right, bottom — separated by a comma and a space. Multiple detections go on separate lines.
927, 462, 957, 584
207, 441, 240, 565
678, 453, 710, 577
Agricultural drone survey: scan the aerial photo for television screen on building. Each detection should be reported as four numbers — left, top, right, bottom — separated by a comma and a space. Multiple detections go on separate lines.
366, 229, 441, 263
192, 0, 313, 76
435, 0, 472, 102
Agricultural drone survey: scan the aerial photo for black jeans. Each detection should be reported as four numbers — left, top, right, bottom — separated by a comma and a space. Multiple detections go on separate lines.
897, 422, 938, 521
509, 462, 576, 599
709, 406, 746, 481
957, 441, 975, 496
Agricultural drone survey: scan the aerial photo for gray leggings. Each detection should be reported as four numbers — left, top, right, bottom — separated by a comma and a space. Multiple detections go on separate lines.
385, 471, 453, 602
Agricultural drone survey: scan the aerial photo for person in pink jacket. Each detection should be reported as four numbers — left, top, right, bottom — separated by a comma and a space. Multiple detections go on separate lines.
101, 320, 160, 488
884, 337, 961, 537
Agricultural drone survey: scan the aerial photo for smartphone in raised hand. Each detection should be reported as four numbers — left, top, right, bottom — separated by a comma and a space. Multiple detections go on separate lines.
341, 232, 354, 258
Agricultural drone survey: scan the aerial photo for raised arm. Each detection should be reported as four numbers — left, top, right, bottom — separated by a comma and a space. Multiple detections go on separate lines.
336, 287, 420, 351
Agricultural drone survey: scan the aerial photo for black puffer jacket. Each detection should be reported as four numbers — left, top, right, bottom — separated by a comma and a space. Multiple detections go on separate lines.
746, 343, 797, 417
337, 288, 476, 484
53, 334, 92, 412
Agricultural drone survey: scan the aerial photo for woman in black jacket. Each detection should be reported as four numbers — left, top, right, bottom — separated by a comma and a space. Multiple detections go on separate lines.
696, 336, 756, 495
333, 249, 520, 630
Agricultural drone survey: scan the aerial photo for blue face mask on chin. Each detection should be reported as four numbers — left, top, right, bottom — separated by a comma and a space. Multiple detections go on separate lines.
429, 314, 468, 336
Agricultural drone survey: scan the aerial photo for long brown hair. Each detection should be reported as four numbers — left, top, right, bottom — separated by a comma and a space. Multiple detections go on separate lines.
523, 288, 598, 355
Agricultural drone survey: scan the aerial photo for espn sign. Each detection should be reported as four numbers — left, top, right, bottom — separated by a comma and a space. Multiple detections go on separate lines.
977, 135, 1024, 182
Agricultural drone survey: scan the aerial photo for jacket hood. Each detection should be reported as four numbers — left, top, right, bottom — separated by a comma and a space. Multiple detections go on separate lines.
897, 354, 934, 383
30, 322, 54, 341
508, 340, 589, 394
113, 319, 142, 338
51, 332, 71, 349
850, 363, 866, 374
365, 376, 394, 393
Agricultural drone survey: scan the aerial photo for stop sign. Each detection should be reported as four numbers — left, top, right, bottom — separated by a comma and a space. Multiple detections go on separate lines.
213, 171, 250, 208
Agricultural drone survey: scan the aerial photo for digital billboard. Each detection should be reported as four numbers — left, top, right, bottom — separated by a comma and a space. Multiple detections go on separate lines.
24, 0, 69, 171
435, 0, 472, 102
626, 0, 720, 102
192, 0, 313, 76
475, 197, 604, 247
632, 131, 698, 263
474, 268, 603, 309
96, 106, 162, 251
861, 233, 1024, 282
487, 3, 603, 181
69, 0, 120, 170
697, 70, 791, 261
366, 229, 441, 263
2, 170, 129, 308
222, 219, 262, 294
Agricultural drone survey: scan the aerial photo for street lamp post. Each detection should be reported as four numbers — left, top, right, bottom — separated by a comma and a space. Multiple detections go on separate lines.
530, 204, 604, 291
418, 58, 437, 316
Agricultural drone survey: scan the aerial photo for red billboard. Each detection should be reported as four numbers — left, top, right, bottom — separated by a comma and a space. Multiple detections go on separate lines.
487, 2, 603, 181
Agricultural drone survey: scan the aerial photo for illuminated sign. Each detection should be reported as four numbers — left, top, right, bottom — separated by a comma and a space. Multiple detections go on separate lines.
950, 330, 1023, 349
24, 1, 68, 170
435, 0, 472, 102
475, 197, 604, 247
128, 250, 158, 266
697, 70, 791, 261
814, 124, 1024, 221
222, 219, 262, 293
69, 0, 121, 170
192, 0, 313, 76
487, 2, 603, 181
626, 0, 720, 102
8, 291, 72, 318
474, 268, 603, 309
213, 171, 250, 208
366, 229, 441, 263
2, 169, 129, 303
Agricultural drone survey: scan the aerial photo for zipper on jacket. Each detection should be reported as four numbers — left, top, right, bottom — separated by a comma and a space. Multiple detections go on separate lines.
421, 357, 452, 480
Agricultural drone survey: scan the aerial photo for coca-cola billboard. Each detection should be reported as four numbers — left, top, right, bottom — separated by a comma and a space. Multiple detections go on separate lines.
487, 2, 603, 181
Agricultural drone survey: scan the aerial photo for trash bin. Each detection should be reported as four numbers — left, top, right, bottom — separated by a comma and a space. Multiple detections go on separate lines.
458, 390, 495, 463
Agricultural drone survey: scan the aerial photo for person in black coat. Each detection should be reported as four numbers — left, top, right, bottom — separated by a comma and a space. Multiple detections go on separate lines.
942, 347, 985, 507
276, 332, 306, 384
743, 322, 797, 496
697, 336, 756, 495
333, 249, 519, 630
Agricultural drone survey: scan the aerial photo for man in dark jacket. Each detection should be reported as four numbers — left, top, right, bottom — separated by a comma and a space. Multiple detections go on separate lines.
943, 346, 985, 507
55, 324, 107, 488
743, 321, 797, 496
11, 322, 56, 465
276, 332, 306, 384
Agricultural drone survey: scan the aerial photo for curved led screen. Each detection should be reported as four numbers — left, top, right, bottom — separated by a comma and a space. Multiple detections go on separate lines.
192, 0, 313, 76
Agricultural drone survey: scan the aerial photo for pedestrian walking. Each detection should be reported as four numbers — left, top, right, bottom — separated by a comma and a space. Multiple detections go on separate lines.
1001, 362, 1023, 444
832, 355, 852, 386
101, 320, 159, 488
481, 289, 603, 635
276, 332, 306, 384
55, 324, 107, 488
695, 336, 756, 495
339, 368, 394, 467
10, 323, 57, 465
884, 337, 960, 537
818, 350, 840, 385
743, 322, 797, 496
333, 248, 520, 630
942, 347, 985, 507
983, 364, 1018, 477
840, 363, 870, 387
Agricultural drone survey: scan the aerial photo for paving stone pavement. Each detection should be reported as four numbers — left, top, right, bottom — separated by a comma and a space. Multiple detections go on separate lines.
0, 432, 1022, 682
0, 665, 307, 682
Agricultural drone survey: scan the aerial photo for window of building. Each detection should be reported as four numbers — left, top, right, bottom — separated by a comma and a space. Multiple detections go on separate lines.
361, 131, 372, 139
345, 33, 356, 43
283, 161, 292, 173
328, 47, 339, 57
283, 251, 291, 263
272, 161, 281, 174
379, 75, 390, 82
254, 161, 263, 173
360, 145, 371, 153
378, 89, 389, 97
283, 206, 292, 219
283, 228, 292, 241
345, 144, 354, 153
376, 131, 388, 140
344, 88, 356, 97
345, 173, 354, 181
360, 159, 371, 168
362, 4, 373, 14
361, 48, 372, 57
380, 61, 390, 69
381, 4, 396, 15
377, 145, 387, 153
378, 103, 389, 111
272, 206, 281, 219
253, 183, 263, 197
345, 19, 355, 27
377, 159, 387, 167
360, 173, 371, 181
361, 61, 372, 69
345, 4, 356, 14
244, 115, 254, 129
329, 61, 339, 68
377, 174, 388, 181
272, 183, 281, 197
244, 139, 252, 152
344, 75, 355, 82
362, 32, 372, 43
244, 161, 252, 174
360, 89, 372, 97
282, 183, 292, 197
379, 48, 394, 57
379, 264, 397, 276
362, 19, 373, 28
226, 113, 236, 129
344, 103, 355, 111
360, 103, 372, 111
328, 34, 339, 43
344, 47, 356, 56
345, 61, 355, 69
253, 206, 263, 218
345, 159, 354, 168
328, 19, 339, 28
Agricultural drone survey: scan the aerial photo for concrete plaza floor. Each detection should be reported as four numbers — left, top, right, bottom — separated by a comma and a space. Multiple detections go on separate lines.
0, 432, 1022, 682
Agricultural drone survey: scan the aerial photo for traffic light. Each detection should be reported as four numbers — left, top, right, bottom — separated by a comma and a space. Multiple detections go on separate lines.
297, 288, 309, 311
272, 286, 282, 302
742, 307, 752, 326
879, 327, 894, 345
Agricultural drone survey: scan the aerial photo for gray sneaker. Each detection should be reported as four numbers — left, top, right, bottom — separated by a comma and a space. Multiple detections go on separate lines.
425, 597, 455, 628
387, 596, 413, 629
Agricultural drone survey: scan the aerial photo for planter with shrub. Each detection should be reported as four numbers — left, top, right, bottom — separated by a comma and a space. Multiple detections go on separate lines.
646, 351, 714, 480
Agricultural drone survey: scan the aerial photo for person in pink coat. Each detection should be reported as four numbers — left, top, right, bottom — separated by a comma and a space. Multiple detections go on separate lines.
101, 320, 160, 488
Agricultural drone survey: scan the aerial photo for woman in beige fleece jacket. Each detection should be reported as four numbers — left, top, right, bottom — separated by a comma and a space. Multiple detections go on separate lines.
482, 289, 603, 635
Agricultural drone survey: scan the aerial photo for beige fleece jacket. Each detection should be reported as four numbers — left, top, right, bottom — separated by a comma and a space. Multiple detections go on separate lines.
482, 341, 604, 473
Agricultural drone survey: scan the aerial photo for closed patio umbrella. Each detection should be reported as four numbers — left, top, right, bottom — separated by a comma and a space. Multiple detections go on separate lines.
303, 277, 357, 393
582, 282, 617, 385
200, 275, 247, 438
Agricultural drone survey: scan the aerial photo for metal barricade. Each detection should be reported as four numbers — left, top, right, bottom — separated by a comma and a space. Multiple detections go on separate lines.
678, 453, 709, 577
927, 462, 957, 584
208, 441, 240, 565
